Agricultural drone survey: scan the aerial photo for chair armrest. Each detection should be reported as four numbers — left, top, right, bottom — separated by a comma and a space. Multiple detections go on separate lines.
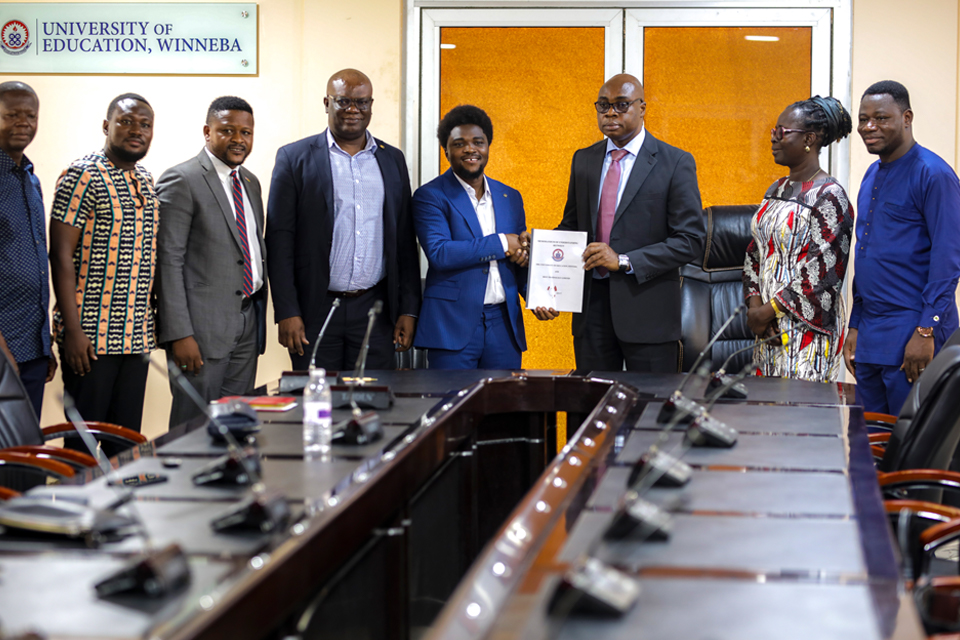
871, 445, 886, 461
0, 486, 21, 500
0, 451, 76, 479
865, 411, 897, 425
42, 421, 147, 446
878, 469, 960, 490
885, 499, 960, 521
869, 433, 891, 444
3, 445, 97, 469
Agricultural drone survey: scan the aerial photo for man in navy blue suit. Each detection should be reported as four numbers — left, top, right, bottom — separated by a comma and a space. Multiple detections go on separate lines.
413, 105, 529, 369
266, 69, 421, 371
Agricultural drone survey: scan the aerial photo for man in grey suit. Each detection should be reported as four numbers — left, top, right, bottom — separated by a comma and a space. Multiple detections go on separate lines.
156, 96, 268, 426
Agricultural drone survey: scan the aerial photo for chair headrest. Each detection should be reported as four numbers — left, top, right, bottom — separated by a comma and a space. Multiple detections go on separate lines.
702, 204, 758, 271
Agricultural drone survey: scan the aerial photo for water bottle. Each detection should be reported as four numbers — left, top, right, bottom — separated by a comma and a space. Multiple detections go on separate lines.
303, 368, 332, 457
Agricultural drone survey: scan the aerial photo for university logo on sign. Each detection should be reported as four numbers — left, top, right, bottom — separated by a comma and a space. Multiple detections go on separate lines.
1, 20, 32, 55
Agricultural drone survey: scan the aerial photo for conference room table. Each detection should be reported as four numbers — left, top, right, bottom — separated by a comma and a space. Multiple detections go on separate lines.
0, 369, 923, 640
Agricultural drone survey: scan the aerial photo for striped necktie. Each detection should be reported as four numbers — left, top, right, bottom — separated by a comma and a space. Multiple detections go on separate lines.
230, 169, 254, 297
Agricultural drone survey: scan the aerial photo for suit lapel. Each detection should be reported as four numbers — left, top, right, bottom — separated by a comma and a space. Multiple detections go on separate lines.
313, 131, 336, 220
613, 134, 658, 228
198, 149, 244, 250
585, 142, 606, 236
442, 170, 484, 238
488, 178, 509, 233
239, 165, 266, 251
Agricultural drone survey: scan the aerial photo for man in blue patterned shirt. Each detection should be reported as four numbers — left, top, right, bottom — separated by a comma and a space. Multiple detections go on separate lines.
0, 81, 56, 418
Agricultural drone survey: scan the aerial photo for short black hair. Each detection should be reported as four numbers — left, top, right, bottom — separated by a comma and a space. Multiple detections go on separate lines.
106, 93, 151, 119
862, 80, 911, 112
206, 96, 253, 123
437, 105, 493, 147
788, 96, 853, 148
0, 81, 37, 105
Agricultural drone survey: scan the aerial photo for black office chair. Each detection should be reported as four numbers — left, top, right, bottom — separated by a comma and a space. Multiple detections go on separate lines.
0, 347, 146, 491
679, 204, 757, 372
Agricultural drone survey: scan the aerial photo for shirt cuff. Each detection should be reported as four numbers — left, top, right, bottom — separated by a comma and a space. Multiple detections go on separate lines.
920, 305, 942, 328
498, 233, 508, 254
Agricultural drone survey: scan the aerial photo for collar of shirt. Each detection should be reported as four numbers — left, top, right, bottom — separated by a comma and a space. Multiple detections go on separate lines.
605, 125, 646, 158
452, 171, 492, 207
0, 147, 33, 175
204, 146, 242, 184
326, 128, 378, 156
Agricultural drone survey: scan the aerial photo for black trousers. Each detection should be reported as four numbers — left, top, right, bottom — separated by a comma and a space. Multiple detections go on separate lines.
61, 353, 149, 433
574, 278, 679, 373
291, 281, 396, 372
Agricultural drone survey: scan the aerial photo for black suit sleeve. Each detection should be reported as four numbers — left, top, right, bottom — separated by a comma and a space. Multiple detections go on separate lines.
625, 150, 704, 281
394, 150, 422, 318
556, 151, 581, 232
265, 145, 301, 323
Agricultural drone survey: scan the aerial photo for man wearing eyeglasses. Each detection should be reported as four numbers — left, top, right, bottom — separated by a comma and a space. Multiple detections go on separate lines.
537, 73, 704, 373
266, 69, 421, 372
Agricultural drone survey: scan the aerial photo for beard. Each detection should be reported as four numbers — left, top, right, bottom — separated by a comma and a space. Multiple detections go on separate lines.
108, 143, 148, 164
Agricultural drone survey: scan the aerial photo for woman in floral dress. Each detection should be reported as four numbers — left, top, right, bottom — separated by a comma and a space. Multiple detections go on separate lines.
743, 96, 854, 383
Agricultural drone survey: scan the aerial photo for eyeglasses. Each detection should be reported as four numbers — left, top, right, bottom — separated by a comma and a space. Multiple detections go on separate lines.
327, 96, 374, 112
594, 99, 643, 114
771, 125, 812, 141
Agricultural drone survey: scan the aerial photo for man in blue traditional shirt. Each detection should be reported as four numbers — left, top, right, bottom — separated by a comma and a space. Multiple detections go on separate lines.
843, 80, 960, 414
0, 81, 56, 418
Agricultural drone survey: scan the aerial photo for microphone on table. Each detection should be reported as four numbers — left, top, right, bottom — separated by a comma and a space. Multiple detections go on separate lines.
151, 356, 290, 535
60, 392, 192, 598
333, 301, 384, 445
278, 299, 341, 393
657, 304, 746, 424
707, 326, 801, 401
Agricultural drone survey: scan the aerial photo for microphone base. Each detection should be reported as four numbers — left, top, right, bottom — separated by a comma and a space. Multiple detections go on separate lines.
628, 450, 692, 488
656, 394, 703, 425
210, 490, 291, 534
192, 448, 262, 486
333, 411, 384, 445
549, 557, 640, 617
94, 543, 191, 598
686, 415, 738, 447
707, 373, 748, 400
604, 496, 672, 541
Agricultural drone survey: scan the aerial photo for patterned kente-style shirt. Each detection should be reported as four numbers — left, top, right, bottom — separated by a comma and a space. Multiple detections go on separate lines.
50, 151, 158, 354
743, 173, 853, 383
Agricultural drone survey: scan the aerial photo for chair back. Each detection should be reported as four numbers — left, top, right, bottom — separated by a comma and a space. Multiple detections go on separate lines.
680, 204, 757, 372
880, 345, 960, 472
893, 327, 960, 427
0, 347, 43, 449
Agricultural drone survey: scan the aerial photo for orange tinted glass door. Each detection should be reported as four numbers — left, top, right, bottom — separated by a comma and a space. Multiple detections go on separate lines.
439, 27, 606, 371
643, 27, 812, 207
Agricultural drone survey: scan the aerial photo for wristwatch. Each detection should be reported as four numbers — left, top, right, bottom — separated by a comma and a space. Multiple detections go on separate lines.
916, 326, 934, 339
618, 254, 632, 272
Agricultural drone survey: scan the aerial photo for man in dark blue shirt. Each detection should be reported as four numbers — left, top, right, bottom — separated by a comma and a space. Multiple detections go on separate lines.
844, 80, 960, 414
0, 81, 56, 418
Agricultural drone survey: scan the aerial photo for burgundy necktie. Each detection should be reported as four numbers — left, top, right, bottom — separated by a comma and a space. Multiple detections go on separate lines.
231, 169, 254, 297
596, 148, 628, 276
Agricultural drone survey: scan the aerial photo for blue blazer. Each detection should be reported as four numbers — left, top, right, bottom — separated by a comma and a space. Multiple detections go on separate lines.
265, 130, 421, 336
413, 169, 527, 352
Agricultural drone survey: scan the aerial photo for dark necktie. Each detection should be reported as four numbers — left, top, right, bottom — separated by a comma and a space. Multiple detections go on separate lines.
231, 169, 254, 297
596, 148, 628, 276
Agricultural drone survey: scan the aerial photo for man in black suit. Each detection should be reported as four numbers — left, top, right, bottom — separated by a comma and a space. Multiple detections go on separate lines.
535, 73, 704, 372
266, 69, 421, 371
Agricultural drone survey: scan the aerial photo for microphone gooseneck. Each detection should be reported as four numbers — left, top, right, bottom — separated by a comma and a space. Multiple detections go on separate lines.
715, 326, 800, 375
310, 298, 341, 371
675, 304, 746, 396
348, 300, 383, 415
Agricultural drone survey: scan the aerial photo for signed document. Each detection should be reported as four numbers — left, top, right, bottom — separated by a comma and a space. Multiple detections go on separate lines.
525, 229, 588, 313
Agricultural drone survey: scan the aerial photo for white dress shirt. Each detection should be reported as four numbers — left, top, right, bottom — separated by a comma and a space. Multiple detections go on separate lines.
204, 147, 263, 293
454, 172, 509, 305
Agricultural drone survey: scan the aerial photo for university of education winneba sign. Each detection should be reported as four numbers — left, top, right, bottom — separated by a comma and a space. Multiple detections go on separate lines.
0, 3, 258, 75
